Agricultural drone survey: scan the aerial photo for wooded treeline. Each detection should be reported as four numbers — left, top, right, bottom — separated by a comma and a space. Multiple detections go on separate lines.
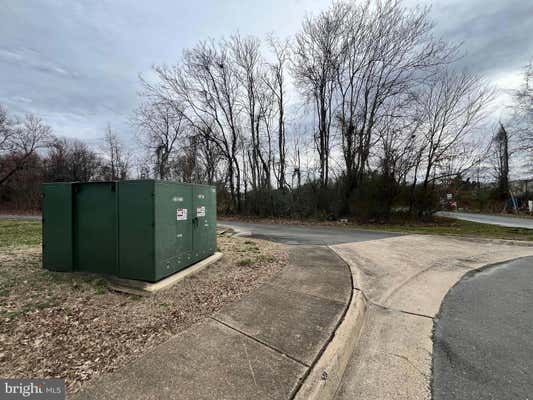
136, 0, 493, 219
0, 110, 130, 210
1, 0, 531, 219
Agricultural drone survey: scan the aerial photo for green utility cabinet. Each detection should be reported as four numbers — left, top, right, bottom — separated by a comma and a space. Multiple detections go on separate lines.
42, 180, 217, 282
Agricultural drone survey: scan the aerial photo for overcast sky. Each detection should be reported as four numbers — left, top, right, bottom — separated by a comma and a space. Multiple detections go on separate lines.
1, 0, 532, 144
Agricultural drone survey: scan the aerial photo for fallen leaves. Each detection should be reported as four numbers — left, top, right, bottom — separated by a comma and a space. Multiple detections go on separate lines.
0, 236, 287, 394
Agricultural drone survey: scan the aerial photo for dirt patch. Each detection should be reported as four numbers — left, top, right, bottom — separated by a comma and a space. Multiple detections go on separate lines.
0, 235, 287, 394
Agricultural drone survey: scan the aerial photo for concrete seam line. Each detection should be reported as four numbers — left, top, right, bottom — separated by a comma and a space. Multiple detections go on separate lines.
369, 300, 434, 320
209, 316, 310, 368
293, 290, 367, 400
263, 282, 347, 306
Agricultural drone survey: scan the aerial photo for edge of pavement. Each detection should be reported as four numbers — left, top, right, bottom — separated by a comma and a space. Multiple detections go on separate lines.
217, 221, 533, 247
218, 223, 252, 237
299, 243, 529, 400
293, 288, 366, 400
73, 229, 357, 399
219, 221, 369, 400
322, 235, 533, 400
292, 252, 368, 400
217, 222, 533, 400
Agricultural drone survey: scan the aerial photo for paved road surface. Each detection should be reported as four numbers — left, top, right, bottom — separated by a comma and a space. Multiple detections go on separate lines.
437, 211, 533, 229
433, 257, 533, 400
218, 220, 400, 245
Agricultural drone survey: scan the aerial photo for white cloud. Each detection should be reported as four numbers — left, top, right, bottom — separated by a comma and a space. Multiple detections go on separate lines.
0, 0, 531, 144
0, 46, 79, 78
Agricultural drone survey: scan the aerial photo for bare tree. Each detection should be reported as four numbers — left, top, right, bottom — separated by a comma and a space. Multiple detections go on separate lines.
511, 61, 533, 172
101, 125, 130, 180
0, 105, 14, 152
135, 100, 185, 179
292, 3, 346, 187
0, 113, 51, 186
193, 124, 221, 184
150, 40, 244, 210
230, 34, 271, 190
69, 140, 101, 182
45, 138, 101, 182
414, 68, 493, 197
334, 1, 454, 205
375, 101, 422, 215
514, 62, 532, 144
129, 0, 495, 219
265, 35, 291, 190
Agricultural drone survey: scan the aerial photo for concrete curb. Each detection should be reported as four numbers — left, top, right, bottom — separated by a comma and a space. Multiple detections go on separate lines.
233, 231, 253, 237
294, 289, 366, 400
108, 252, 223, 295
217, 223, 252, 238
292, 246, 368, 400
217, 227, 368, 399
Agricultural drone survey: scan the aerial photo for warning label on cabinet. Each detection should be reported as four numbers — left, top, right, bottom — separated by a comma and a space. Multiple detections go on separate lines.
176, 208, 188, 221
196, 206, 206, 217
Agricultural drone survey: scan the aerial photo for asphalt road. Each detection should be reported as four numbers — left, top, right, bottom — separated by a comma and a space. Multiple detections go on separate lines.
433, 257, 533, 400
437, 211, 533, 229
218, 221, 400, 245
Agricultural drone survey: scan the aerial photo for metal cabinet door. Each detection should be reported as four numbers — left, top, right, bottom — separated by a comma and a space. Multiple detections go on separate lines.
74, 182, 118, 275
192, 186, 216, 260
153, 182, 194, 280
42, 183, 73, 271
174, 184, 193, 269
206, 186, 217, 253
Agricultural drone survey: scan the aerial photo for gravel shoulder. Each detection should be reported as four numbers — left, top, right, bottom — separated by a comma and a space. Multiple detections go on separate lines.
0, 227, 288, 394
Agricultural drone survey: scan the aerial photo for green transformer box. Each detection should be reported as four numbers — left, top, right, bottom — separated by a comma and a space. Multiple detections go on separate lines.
42, 180, 217, 282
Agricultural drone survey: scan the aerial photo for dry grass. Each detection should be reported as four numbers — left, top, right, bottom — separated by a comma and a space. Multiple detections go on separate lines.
0, 228, 287, 394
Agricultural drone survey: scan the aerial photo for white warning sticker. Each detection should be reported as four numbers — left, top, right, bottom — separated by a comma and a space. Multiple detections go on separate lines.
196, 206, 206, 217
176, 208, 188, 221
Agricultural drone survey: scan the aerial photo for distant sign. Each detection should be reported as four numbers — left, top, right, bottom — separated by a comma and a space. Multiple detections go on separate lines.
447, 193, 453, 200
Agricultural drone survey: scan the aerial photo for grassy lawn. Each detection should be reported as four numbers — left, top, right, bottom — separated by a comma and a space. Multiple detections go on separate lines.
1, 216, 530, 391
0, 219, 287, 393
0, 219, 42, 247
355, 218, 533, 241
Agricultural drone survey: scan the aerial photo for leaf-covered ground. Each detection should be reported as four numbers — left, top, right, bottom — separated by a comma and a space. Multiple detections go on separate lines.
0, 221, 287, 394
